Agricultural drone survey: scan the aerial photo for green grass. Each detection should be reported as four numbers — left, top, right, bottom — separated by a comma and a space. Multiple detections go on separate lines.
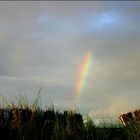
0, 93, 140, 140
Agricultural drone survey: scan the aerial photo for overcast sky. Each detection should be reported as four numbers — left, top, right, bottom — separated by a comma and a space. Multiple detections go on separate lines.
0, 1, 140, 119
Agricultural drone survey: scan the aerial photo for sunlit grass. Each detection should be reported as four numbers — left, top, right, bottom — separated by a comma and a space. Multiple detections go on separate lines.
0, 92, 140, 140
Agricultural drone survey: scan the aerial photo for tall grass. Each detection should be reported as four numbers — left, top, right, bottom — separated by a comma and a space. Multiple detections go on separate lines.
0, 93, 140, 140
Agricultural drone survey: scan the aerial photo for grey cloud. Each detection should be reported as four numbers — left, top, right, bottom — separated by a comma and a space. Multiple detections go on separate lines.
0, 2, 140, 117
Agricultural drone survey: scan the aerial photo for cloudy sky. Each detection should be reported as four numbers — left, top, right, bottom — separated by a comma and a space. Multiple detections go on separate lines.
0, 1, 140, 119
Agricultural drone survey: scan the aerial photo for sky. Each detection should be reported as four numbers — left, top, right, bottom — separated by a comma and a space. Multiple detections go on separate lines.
0, 1, 140, 119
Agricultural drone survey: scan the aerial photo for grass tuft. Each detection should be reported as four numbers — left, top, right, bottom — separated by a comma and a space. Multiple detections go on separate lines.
0, 93, 140, 140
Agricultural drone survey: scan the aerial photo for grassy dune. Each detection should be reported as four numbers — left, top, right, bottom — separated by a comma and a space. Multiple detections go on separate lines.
0, 94, 140, 140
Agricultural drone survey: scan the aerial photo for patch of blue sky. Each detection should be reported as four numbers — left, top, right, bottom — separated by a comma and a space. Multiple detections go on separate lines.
87, 12, 118, 31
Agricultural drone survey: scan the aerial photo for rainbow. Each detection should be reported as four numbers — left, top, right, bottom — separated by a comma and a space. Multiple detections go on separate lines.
75, 51, 93, 105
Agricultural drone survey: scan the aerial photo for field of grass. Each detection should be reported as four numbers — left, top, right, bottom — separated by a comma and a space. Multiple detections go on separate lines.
0, 93, 140, 140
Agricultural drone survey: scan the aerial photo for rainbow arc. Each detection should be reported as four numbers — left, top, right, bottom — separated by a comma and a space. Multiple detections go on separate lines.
75, 51, 93, 105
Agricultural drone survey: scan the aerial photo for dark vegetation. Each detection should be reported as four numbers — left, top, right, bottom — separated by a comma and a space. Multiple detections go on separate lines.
0, 93, 140, 140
